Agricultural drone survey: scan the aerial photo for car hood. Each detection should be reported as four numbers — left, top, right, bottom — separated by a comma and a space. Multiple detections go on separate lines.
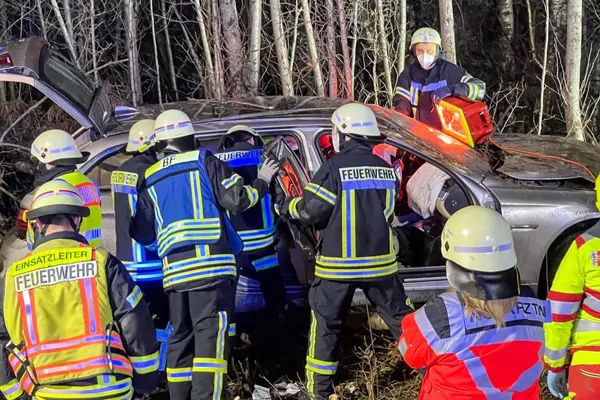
493, 134, 599, 182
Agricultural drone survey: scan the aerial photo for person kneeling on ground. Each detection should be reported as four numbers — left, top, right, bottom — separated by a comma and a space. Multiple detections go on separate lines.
398, 206, 549, 399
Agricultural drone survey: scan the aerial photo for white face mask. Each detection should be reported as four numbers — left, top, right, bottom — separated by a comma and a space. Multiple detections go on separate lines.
332, 128, 341, 153
418, 53, 436, 70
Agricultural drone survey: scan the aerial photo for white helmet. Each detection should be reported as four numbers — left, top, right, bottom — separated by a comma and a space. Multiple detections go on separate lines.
31, 129, 88, 165
154, 110, 194, 142
331, 103, 381, 138
126, 119, 156, 153
442, 206, 520, 300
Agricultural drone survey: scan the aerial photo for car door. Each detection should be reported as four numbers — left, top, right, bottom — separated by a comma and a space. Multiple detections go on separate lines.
263, 136, 318, 287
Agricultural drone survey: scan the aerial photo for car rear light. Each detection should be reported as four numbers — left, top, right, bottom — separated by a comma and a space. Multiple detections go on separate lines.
16, 208, 28, 238
0, 51, 14, 68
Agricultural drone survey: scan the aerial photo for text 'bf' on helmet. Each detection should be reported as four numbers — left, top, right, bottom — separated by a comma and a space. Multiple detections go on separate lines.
441, 205, 520, 300
127, 119, 157, 153
25, 180, 90, 221
31, 129, 89, 165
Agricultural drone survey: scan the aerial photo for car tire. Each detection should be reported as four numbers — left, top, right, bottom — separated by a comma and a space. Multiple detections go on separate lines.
538, 231, 581, 299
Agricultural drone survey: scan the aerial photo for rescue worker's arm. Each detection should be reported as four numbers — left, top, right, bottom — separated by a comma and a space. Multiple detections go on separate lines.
129, 189, 157, 247
205, 153, 270, 213
0, 272, 27, 400
544, 240, 585, 372
398, 297, 443, 371
391, 69, 414, 117
105, 254, 159, 393
281, 162, 336, 226
445, 63, 486, 102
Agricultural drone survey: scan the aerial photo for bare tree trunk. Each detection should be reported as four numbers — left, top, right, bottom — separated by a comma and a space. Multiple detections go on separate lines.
269, 0, 293, 96
325, 0, 339, 98
161, 0, 178, 100
396, 0, 407, 74
123, 0, 142, 106
220, 0, 246, 96
211, 0, 225, 99
498, 0, 515, 79
192, 0, 217, 99
299, 0, 324, 96
538, 0, 550, 135
565, 0, 584, 140
289, 0, 300, 71
439, 0, 456, 63
149, 0, 162, 104
524, 0, 536, 58
337, 0, 352, 99
247, 0, 263, 95
351, 0, 359, 92
173, 5, 204, 84
64, 0, 75, 46
90, 0, 98, 83
376, 0, 393, 102
36, 0, 47, 39
50, 0, 80, 67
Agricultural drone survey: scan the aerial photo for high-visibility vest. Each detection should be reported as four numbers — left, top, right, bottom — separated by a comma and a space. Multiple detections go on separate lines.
4, 239, 133, 394
27, 171, 102, 250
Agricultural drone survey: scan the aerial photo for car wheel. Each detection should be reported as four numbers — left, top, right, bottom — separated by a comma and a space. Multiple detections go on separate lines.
538, 231, 581, 299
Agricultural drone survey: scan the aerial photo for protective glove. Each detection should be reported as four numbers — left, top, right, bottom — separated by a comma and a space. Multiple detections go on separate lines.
257, 159, 281, 183
547, 370, 568, 398
431, 85, 454, 105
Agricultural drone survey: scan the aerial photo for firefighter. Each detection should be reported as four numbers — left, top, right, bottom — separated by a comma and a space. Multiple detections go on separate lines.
215, 126, 287, 339
110, 119, 169, 369
129, 110, 280, 400
0, 180, 159, 400
280, 102, 414, 399
392, 27, 486, 131
399, 206, 549, 399
28, 129, 102, 250
544, 176, 600, 399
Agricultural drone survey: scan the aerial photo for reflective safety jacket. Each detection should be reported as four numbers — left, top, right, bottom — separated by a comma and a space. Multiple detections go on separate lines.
215, 144, 278, 269
28, 168, 102, 250
544, 221, 600, 372
284, 140, 399, 280
0, 232, 159, 399
399, 291, 549, 400
392, 59, 486, 131
130, 149, 270, 292
111, 152, 162, 282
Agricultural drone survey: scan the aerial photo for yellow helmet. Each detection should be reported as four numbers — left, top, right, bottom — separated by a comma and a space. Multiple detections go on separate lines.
31, 129, 89, 165
126, 119, 156, 153
154, 110, 194, 142
25, 180, 90, 221
331, 103, 381, 138
441, 206, 519, 300
410, 27, 442, 50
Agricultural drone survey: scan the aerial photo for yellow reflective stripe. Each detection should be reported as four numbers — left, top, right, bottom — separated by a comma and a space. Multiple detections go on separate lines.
129, 351, 159, 374
213, 311, 227, 400
221, 174, 242, 189
126, 285, 143, 308
571, 350, 600, 366
163, 266, 237, 289
460, 74, 472, 83
543, 355, 568, 369
306, 310, 318, 396
305, 183, 337, 205
0, 379, 23, 400
192, 357, 227, 373
190, 171, 198, 220
228, 323, 236, 336
318, 253, 398, 266
384, 189, 394, 220
35, 377, 132, 398
148, 187, 163, 227
315, 262, 398, 280
289, 197, 301, 219
245, 185, 259, 208
306, 356, 338, 375
395, 86, 412, 101
167, 367, 192, 382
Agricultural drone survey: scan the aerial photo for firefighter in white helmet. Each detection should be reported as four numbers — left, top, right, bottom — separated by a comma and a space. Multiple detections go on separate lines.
399, 206, 549, 399
129, 109, 280, 400
29, 129, 102, 249
392, 27, 486, 131
280, 102, 414, 399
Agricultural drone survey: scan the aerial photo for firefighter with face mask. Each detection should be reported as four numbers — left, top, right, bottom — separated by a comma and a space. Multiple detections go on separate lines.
543, 176, 600, 399
399, 206, 549, 400
392, 27, 486, 131
129, 110, 280, 400
111, 120, 169, 369
28, 129, 102, 250
0, 180, 159, 400
280, 103, 414, 399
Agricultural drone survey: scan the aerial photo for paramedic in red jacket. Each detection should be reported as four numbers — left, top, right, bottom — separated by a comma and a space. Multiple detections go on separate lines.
399, 206, 549, 399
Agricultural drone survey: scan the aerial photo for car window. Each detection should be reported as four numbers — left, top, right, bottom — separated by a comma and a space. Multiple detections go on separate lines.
87, 151, 132, 191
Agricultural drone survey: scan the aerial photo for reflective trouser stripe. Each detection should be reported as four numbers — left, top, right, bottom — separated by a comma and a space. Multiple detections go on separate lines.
0, 379, 23, 400
212, 311, 227, 400
33, 377, 133, 399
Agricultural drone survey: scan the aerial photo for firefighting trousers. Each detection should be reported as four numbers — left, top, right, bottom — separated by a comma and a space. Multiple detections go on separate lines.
237, 248, 287, 313
139, 280, 170, 327
566, 364, 600, 400
305, 275, 413, 399
166, 278, 236, 400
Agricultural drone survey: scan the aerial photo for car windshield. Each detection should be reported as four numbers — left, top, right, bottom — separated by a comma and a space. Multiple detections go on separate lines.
39, 48, 96, 112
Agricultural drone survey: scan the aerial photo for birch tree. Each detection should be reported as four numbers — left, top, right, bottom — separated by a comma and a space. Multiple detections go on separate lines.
397, 0, 407, 74
498, 0, 515, 78
123, 0, 142, 105
376, 0, 393, 102
337, 0, 352, 99
219, 0, 246, 96
565, 0, 584, 140
247, 0, 262, 95
269, 0, 293, 96
325, 0, 339, 98
301, 0, 325, 96
439, 0, 456, 63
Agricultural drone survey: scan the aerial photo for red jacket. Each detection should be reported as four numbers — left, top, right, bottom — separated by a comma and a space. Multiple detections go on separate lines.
399, 292, 549, 399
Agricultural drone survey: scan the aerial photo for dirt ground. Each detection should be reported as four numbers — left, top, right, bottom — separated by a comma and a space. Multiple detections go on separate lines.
147, 308, 556, 400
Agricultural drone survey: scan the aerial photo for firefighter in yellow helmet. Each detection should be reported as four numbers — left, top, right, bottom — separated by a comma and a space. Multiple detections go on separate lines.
392, 27, 486, 131
543, 176, 600, 399
29, 129, 102, 249
0, 180, 159, 400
